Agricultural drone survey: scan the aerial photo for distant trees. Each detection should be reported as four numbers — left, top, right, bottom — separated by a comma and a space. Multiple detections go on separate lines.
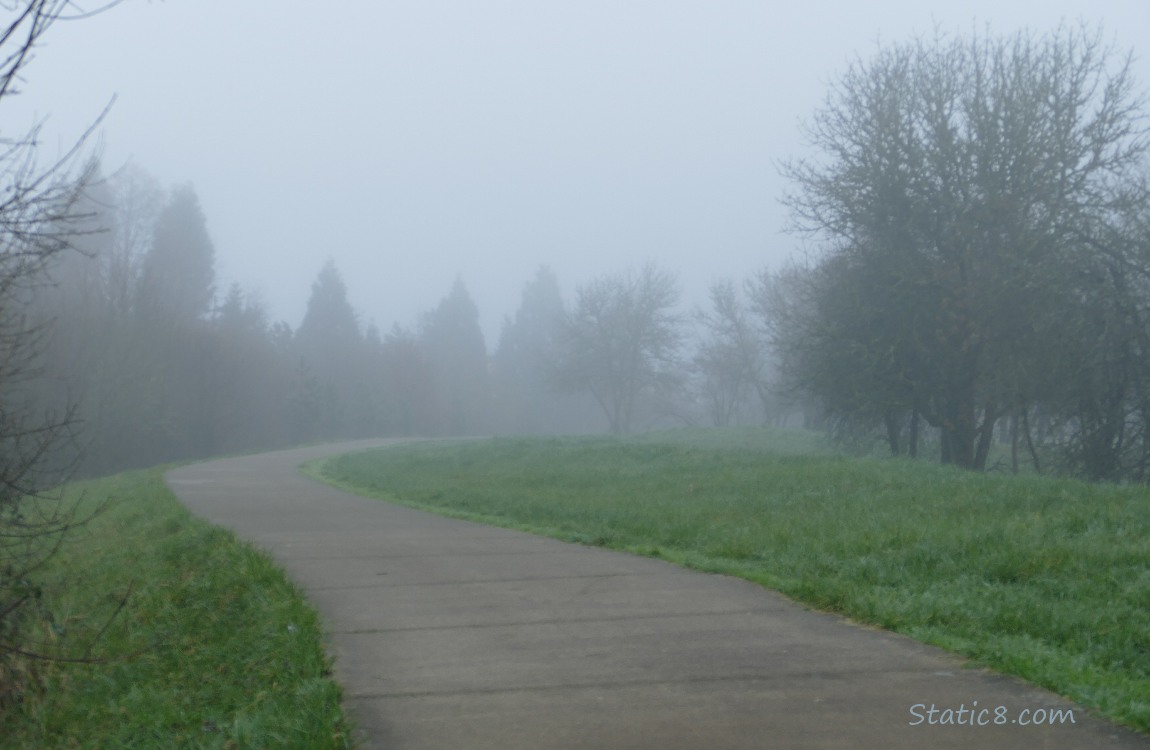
103, 164, 163, 316
138, 184, 215, 321
693, 279, 770, 427
552, 263, 683, 433
11, 16, 1150, 522
297, 261, 360, 350
492, 267, 601, 434
207, 285, 289, 454
378, 324, 435, 436
419, 279, 490, 435
134, 184, 223, 459
781, 25, 1150, 473
291, 260, 364, 441
23, 169, 295, 472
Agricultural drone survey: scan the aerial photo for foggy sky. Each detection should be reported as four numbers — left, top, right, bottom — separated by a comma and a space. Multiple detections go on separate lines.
11, 1, 1150, 345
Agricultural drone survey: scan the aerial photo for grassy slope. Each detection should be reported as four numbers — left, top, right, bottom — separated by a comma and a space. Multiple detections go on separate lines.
0, 468, 355, 750
312, 429, 1150, 734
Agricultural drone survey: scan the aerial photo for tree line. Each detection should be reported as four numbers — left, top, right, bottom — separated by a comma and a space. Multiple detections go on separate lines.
16, 22, 1150, 488
23, 170, 612, 477
15, 5, 1150, 717
7, 12, 1150, 694
20, 162, 793, 476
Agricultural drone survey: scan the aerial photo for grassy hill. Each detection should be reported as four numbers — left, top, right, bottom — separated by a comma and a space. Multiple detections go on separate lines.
311, 428, 1150, 734
0, 468, 355, 749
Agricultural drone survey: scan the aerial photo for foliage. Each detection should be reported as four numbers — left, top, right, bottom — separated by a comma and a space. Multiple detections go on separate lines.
780, 24, 1150, 474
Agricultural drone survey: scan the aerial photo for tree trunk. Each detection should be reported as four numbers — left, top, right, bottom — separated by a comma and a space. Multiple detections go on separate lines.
940, 352, 979, 469
908, 408, 919, 458
1010, 412, 1019, 474
973, 404, 998, 471
1022, 408, 1041, 472
883, 409, 901, 456
946, 425, 975, 468
940, 399, 977, 468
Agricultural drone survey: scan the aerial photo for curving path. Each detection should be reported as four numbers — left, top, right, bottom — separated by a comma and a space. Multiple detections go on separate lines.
167, 440, 1149, 750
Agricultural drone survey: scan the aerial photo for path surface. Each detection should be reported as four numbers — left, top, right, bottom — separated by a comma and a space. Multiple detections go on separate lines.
167, 440, 1148, 750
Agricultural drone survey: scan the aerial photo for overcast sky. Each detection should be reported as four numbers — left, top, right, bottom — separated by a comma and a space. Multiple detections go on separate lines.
11, 1, 1150, 345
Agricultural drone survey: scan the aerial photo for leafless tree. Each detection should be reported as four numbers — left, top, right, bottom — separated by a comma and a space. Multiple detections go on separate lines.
693, 280, 769, 426
0, 0, 119, 695
781, 24, 1150, 470
552, 262, 683, 434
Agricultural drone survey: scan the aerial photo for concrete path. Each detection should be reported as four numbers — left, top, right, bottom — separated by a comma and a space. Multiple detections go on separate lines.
166, 440, 1149, 750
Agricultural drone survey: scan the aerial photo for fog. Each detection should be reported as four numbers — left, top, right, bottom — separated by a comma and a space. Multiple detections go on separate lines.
14, 1, 1149, 342
6, 9, 1150, 744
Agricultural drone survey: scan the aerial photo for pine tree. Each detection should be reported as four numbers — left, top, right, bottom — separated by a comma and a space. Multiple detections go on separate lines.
138, 183, 215, 321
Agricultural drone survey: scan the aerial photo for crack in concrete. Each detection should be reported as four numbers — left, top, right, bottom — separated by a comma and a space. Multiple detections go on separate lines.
331, 607, 783, 635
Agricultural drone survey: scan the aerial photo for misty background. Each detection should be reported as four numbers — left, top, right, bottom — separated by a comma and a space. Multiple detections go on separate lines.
5, 0, 1150, 481
5, 5, 1150, 741
14, 1, 1149, 342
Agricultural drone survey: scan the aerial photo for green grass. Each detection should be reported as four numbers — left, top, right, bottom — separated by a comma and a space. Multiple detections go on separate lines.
310, 428, 1150, 734
0, 468, 355, 749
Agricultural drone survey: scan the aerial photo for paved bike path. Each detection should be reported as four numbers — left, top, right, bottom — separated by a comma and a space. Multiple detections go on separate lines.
166, 440, 1149, 749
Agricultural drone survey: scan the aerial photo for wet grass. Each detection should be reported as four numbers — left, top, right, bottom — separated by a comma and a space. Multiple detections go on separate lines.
0, 468, 355, 749
311, 428, 1150, 734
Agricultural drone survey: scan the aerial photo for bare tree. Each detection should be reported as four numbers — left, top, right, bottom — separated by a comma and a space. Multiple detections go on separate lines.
693, 279, 769, 426
103, 163, 162, 317
781, 24, 1150, 470
0, 0, 117, 692
552, 262, 683, 434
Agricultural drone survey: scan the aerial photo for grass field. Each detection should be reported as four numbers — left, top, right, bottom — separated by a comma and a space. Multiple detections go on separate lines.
0, 468, 355, 749
312, 428, 1150, 734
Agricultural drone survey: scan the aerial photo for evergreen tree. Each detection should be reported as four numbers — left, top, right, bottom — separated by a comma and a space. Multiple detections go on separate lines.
138, 184, 215, 321
420, 278, 489, 435
492, 266, 598, 434
293, 260, 365, 440
297, 259, 360, 348
380, 324, 436, 436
